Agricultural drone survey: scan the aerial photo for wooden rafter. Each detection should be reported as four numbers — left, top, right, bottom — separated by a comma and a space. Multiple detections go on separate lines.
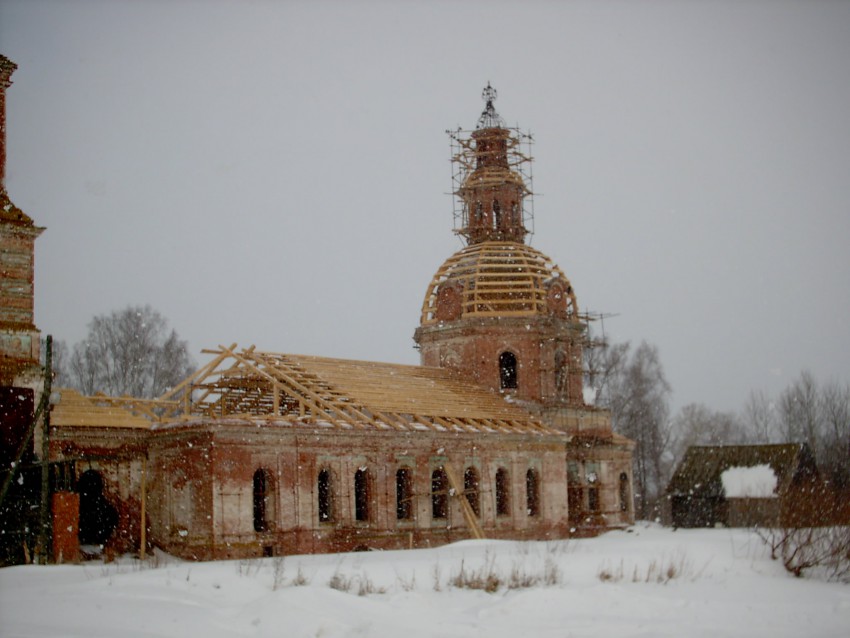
189, 347, 556, 434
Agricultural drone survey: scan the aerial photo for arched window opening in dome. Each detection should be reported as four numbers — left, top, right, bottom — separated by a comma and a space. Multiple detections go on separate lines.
554, 348, 568, 396
432, 468, 449, 520
495, 467, 510, 517
396, 468, 413, 520
464, 467, 480, 517
526, 468, 540, 517
253, 468, 274, 532
499, 351, 518, 390
318, 469, 334, 523
354, 468, 370, 522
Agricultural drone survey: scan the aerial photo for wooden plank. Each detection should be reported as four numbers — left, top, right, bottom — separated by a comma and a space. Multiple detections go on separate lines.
443, 464, 485, 540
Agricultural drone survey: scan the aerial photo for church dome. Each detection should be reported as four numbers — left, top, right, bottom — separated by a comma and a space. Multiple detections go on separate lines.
420, 240, 577, 325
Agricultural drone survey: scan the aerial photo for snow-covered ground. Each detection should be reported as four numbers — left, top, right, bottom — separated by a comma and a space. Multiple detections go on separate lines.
1, 525, 848, 637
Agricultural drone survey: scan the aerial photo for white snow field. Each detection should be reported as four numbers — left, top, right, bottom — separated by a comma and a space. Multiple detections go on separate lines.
1, 525, 848, 638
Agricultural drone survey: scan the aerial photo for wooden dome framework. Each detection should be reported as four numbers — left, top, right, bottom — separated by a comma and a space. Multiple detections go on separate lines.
420, 241, 578, 324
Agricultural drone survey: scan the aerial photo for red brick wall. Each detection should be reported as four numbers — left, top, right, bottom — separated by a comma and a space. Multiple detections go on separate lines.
52, 492, 80, 563
0, 230, 37, 328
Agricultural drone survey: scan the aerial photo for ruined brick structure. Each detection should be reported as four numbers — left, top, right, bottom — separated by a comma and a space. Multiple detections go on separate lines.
0, 55, 46, 565
0, 56, 43, 390
2, 68, 634, 561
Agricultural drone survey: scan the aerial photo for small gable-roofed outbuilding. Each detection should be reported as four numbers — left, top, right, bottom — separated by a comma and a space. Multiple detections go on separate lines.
667, 444, 820, 528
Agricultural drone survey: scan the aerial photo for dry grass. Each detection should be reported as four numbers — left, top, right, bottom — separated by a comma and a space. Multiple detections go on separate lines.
447, 549, 562, 593
597, 552, 696, 584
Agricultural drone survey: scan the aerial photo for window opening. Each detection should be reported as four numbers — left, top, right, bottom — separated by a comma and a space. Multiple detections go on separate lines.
499, 351, 518, 390
619, 472, 630, 513
318, 469, 333, 523
431, 468, 448, 520
495, 467, 510, 517
355, 468, 370, 522
396, 468, 413, 520
526, 468, 540, 517
493, 199, 501, 228
587, 462, 599, 512
464, 467, 480, 517
588, 487, 599, 512
253, 469, 273, 532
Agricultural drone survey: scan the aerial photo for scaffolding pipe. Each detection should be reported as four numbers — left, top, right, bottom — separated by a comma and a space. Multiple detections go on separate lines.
140, 455, 147, 560
36, 335, 53, 564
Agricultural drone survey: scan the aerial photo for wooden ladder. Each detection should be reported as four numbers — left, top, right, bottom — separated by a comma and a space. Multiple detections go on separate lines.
443, 464, 485, 540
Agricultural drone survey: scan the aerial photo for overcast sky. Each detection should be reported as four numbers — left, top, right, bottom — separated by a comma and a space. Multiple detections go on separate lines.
1, 0, 849, 414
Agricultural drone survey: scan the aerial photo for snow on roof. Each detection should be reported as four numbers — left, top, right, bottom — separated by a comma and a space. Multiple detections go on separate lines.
720, 464, 778, 498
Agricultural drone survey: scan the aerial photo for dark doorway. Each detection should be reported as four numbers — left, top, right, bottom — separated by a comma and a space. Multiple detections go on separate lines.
77, 470, 117, 546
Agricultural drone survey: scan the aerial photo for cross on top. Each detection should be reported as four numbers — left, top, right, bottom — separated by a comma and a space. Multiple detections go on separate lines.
482, 83, 497, 107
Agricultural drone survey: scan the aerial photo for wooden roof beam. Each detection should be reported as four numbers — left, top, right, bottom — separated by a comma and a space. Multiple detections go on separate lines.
222, 347, 363, 430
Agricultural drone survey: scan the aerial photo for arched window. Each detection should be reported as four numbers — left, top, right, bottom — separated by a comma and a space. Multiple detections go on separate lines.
619, 472, 630, 513
526, 468, 540, 517
499, 351, 518, 390
495, 467, 510, 517
464, 467, 480, 517
431, 468, 448, 520
355, 468, 370, 522
396, 468, 413, 520
567, 461, 583, 520
253, 469, 274, 532
492, 199, 501, 228
318, 468, 334, 523
587, 462, 600, 512
588, 487, 599, 512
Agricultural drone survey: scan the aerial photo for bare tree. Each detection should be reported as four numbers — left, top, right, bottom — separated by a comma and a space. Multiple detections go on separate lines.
820, 380, 850, 488
778, 370, 821, 450
594, 340, 671, 519
670, 403, 744, 466
741, 389, 779, 443
67, 305, 194, 398
584, 338, 629, 407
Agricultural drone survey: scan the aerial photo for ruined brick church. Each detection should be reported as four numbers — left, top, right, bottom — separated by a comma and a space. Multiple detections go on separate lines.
1, 56, 633, 562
